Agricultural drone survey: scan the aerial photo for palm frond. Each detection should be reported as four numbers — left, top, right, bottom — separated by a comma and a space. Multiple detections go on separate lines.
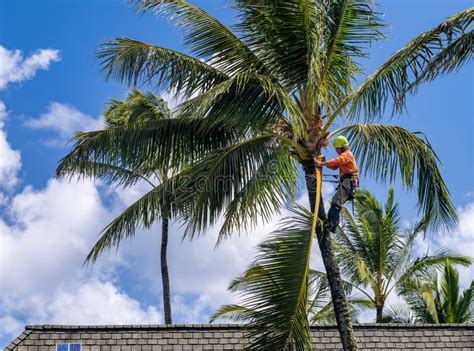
210, 304, 258, 324
213, 205, 314, 350
383, 303, 415, 323
315, 0, 385, 111
400, 261, 474, 323
181, 134, 293, 237
84, 177, 179, 263
344, 8, 473, 120
218, 147, 298, 243
56, 160, 155, 189
98, 38, 228, 99
395, 251, 471, 294
442, 261, 460, 322
177, 69, 306, 136
403, 29, 474, 100
105, 89, 171, 125
235, 0, 317, 89
338, 123, 457, 232
455, 280, 474, 323
58, 118, 239, 173
137, 0, 266, 76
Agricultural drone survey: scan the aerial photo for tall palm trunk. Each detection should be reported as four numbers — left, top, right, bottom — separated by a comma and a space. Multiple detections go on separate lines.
376, 307, 383, 323
302, 159, 358, 351
161, 207, 172, 324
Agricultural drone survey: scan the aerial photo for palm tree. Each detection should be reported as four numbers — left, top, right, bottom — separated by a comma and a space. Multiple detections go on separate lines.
57, 1, 473, 349
57, 89, 176, 324
388, 261, 474, 324
334, 188, 471, 323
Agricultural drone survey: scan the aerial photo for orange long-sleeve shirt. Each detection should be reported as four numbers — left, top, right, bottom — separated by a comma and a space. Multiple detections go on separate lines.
326, 149, 358, 176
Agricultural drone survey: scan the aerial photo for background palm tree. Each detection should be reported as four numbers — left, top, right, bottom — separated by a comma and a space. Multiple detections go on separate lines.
57, 1, 474, 349
57, 89, 176, 324
334, 188, 471, 322
387, 261, 474, 324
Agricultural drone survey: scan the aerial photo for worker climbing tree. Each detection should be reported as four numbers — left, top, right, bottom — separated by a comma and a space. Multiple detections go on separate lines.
316, 136, 359, 233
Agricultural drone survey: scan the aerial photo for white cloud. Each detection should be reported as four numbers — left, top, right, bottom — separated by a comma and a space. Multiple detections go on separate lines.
0, 178, 160, 343
44, 281, 161, 325
414, 202, 474, 289
0, 315, 23, 340
0, 101, 21, 190
0, 179, 114, 304
0, 45, 60, 90
25, 102, 103, 146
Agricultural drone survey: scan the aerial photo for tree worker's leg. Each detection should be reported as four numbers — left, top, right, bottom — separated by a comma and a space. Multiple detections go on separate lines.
327, 178, 351, 232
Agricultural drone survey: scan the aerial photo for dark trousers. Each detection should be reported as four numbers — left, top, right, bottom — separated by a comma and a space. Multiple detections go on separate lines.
327, 176, 357, 232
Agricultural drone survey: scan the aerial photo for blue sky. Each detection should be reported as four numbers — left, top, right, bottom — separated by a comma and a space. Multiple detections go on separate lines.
0, 0, 473, 347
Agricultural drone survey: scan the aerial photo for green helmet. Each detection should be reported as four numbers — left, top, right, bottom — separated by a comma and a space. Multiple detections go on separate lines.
333, 135, 349, 149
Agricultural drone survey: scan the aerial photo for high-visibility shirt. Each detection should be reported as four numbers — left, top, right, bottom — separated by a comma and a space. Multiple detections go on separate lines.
326, 149, 358, 176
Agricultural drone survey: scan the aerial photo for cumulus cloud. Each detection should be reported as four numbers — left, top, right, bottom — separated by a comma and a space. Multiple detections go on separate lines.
43, 281, 161, 325
0, 179, 158, 343
25, 102, 103, 146
0, 101, 21, 190
0, 45, 60, 90
414, 202, 474, 289
1, 180, 111, 298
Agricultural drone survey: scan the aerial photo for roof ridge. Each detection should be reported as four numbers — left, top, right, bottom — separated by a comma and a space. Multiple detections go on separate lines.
24, 323, 474, 331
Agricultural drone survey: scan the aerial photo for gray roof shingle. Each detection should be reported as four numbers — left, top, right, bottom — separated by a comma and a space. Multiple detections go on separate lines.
5, 324, 474, 350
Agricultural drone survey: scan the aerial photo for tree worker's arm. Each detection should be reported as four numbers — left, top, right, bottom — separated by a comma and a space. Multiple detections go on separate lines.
325, 153, 349, 170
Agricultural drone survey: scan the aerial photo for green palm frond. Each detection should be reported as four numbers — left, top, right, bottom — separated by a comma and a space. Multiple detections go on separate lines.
236, 0, 318, 89
105, 89, 171, 125
218, 147, 298, 243
98, 38, 228, 98
57, 90, 175, 187
137, 0, 266, 76
456, 281, 474, 323
84, 177, 177, 264
403, 29, 474, 100
442, 261, 460, 322
210, 304, 258, 323
315, 0, 385, 111
180, 134, 293, 237
343, 7, 473, 120
213, 205, 314, 350
177, 69, 306, 136
338, 123, 456, 232
59, 118, 239, 172
56, 160, 155, 189
394, 251, 471, 295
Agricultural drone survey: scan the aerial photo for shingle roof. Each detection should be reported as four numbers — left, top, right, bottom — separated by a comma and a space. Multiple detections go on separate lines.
5, 323, 474, 350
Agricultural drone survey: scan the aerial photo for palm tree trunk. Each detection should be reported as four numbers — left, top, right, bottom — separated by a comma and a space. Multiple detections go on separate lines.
376, 307, 383, 323
302, 159, 358, 351
161, 207, 172, 324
